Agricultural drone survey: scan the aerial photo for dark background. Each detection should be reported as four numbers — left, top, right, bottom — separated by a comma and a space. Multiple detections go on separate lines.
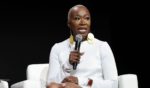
0, 1, 146, 88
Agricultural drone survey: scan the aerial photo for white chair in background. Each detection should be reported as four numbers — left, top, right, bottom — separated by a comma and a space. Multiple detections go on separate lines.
11, 63, 138, 88
0, 80, 9, 88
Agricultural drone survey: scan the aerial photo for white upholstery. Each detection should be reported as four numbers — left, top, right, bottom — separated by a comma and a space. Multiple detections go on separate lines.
27, 64, 49, 82
11, 64, 48, 88
118, 74, 138, 88
0, 80, 9, 88
11, 80, 42, 88
11, 64, 138, 88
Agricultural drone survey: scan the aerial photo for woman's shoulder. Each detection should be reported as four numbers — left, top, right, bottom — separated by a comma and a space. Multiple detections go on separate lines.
94, 38, 108, 46
94, 38, 112, 52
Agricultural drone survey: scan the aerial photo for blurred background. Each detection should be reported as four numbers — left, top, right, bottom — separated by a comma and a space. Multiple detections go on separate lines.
0, 1, 146, 88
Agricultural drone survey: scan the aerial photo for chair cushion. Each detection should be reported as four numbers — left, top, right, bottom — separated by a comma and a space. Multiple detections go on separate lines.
11, 80, 46, 88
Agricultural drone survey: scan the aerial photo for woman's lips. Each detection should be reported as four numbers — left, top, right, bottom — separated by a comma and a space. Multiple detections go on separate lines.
78, 28, 87, 33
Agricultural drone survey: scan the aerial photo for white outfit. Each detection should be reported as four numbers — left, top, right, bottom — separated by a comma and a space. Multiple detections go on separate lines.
47, 38, 118, 88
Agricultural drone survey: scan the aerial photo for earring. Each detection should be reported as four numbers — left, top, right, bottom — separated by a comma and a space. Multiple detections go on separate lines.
69, 34, 74, 45
87, 33, 95, 44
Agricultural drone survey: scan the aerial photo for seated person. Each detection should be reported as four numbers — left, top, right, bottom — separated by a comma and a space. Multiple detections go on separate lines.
47, 4, 118, 88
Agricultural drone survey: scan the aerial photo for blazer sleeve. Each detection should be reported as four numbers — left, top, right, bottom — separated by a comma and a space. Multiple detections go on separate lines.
77, 42, 118, 88
47, 44, 65, 85
92, 42, 118, 88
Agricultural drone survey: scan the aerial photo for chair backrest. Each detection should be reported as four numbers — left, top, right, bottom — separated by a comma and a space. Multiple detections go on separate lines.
0, 80, 9, 88
27, 63, 49, 82
118, 74, 138, 88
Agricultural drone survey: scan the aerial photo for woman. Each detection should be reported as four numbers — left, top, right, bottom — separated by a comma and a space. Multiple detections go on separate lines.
47, 4, 118, 88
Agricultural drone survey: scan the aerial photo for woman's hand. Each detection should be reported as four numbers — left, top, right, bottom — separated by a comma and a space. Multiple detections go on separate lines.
62, 76, 78, 84
47, 82, 64, 88
47, 81, 81, 88
63, 82, 81, 88
69, 50, 84, 65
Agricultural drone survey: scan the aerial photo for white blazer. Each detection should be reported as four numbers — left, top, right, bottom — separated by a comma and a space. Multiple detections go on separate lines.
47, 38, 118, 88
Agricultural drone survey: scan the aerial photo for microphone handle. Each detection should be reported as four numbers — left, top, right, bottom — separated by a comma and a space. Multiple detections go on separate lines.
73, 63, 77, 70
73, 41, 81, 70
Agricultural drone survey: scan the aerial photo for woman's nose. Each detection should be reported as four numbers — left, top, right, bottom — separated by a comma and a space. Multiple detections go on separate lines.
79, 19, 86, 25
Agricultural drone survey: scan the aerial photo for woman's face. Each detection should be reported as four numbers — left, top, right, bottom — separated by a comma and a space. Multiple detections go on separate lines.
68, 6, 91, 40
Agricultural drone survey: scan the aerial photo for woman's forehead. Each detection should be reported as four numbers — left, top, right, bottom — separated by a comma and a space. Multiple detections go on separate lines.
70, 7, 90, 16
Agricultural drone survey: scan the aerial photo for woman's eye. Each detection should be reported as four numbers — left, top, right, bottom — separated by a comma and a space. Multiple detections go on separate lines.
85, 17, 90, 20
74, 17, 80, 20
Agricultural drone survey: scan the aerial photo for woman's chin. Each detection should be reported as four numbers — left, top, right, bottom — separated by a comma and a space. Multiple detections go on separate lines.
81, 34, 88, 40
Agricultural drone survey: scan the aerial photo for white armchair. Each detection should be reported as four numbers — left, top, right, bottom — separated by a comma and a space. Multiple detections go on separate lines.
0, 80, 9, 88
11, 64, 138, 88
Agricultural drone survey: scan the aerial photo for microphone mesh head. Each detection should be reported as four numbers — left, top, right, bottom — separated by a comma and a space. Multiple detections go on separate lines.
75, 34, 83, 42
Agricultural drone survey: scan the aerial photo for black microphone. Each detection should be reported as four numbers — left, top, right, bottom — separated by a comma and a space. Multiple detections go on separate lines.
73, 34, 83, 70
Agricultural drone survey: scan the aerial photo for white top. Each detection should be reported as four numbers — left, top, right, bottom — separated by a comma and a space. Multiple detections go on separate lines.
47, 38, 118, 88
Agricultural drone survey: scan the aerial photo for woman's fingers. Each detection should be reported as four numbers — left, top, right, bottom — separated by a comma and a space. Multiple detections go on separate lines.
69, 50, 84, 64
80, 52, 84, 56
62, 76, 78, 84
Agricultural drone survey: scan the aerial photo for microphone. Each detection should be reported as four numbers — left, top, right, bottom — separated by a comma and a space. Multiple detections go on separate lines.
73, 34, 83, 70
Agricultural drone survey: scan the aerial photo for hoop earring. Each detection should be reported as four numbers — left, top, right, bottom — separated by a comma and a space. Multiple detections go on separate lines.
69, 30, 74, 44
87, 33, 95, 44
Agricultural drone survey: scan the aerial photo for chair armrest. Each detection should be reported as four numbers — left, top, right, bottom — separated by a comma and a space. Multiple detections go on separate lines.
118, 74, 138, 88
0, 80, 9, 88
11, 80, 46, 88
